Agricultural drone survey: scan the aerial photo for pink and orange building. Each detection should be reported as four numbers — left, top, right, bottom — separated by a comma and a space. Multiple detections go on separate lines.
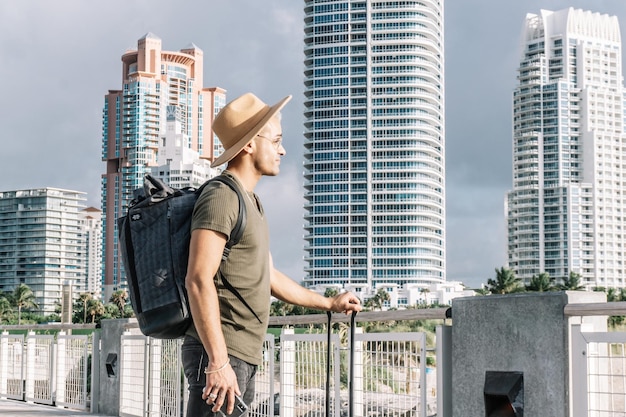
101, 33, 225, 300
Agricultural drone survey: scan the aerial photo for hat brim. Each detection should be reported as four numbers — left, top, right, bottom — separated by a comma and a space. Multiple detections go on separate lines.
211, 95, 292, 168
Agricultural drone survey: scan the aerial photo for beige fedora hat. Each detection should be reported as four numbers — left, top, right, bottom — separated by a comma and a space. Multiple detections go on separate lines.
211, 92, 292, 168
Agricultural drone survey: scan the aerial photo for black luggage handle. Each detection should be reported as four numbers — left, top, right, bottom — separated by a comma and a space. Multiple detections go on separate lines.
326, 311, 332, 417
349, 312, 357, 417
325, 311, 357, 417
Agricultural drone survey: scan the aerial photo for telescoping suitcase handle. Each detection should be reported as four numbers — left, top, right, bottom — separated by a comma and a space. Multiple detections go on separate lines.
349, 312, 356, 417
326, 312, 332, 417
325, 311, 357, 417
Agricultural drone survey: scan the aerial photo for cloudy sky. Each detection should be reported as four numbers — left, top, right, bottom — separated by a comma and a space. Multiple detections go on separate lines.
2, 0, 626, 289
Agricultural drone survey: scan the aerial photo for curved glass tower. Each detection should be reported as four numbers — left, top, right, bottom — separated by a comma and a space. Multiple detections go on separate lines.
303, 0, 445, 291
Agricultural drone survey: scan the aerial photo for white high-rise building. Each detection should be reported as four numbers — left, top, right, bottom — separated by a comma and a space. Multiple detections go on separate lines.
79, 207, 102, 300
302, 1, 446, 293
0, 188, 87, 315
507, 8, 626, 289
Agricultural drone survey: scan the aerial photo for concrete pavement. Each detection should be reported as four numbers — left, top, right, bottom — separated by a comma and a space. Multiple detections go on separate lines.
0, 398, 110, 416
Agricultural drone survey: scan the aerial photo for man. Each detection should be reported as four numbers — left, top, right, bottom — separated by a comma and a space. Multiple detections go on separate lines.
183, 92, 362, 416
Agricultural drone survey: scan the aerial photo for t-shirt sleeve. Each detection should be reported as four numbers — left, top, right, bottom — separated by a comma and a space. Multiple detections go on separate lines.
190, 181, 239, 240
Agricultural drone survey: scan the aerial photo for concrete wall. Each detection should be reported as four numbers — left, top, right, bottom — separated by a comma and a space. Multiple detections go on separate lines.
96, 318, 139, 416
451, 291, 606, 417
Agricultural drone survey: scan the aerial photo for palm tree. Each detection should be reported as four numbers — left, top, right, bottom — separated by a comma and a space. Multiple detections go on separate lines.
109, 290, 128, 316
86, 299, 105, 324
270, 300, 292, 316
78, 293, 93, 323
486, 267, 524, 294
364, 288, 391, 311
607, 287, 618, 302
0, 296, 11, 324
526, 272, 554, 292
324, 287, 339, 298
11, 284, 38, 325
558, 272, 584, 291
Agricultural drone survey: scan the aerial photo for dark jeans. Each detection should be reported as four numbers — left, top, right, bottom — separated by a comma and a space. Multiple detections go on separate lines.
182, 336, 257, 417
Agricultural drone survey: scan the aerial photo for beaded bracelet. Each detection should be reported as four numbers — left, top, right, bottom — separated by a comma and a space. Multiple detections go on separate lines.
204, 358, 230, 375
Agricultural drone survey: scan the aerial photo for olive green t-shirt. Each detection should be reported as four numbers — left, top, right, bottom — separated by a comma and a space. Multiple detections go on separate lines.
186, 171, 270, 365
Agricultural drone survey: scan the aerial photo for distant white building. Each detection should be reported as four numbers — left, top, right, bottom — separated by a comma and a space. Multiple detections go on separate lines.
79, 207, 102, 300
151, 105, 219, 188
310, 281, 475, 310
0, 188, 87, 315
507, 8, 626, 289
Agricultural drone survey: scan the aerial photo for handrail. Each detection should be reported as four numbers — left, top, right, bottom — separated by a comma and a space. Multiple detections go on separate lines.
1, 308, 453, 333
267, 307, 451, 327
5, 302, 626, 332
564, 301, 626, 317
0, 323, 97, 331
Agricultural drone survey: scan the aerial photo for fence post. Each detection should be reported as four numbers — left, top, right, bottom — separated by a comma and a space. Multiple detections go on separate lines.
90, 331, 100, 413
570, 324, 587, 417
56, 331, 67, 405
280, 328, 295, 416
0, 332, 8, 397
351, 326, 363, 417
436, 325, 452, 417
97, 318, 138, 415
148, 338, 163, 416
25, 331, 35, 402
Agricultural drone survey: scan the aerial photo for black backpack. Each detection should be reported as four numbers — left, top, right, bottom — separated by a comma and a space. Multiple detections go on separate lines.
118, 174, 260, 339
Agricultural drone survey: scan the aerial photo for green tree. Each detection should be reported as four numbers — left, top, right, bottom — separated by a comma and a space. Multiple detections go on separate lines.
109, 290, 128, 316
123, 304, 135, 318
0, 296, 11, 324
270, 300, 293, 316
78, 293, 93, 323
526, 272, 554, 292
474, 287, 490, 296
324, 287, 340, 298
86, 299, 105, 324
10, 284, 39, 325
557, 272, 584, 291
486, 267, 524, 294
364, 288, 391, 311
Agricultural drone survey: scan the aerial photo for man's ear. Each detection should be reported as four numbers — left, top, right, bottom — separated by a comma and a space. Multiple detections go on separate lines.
241, 140, 255, 155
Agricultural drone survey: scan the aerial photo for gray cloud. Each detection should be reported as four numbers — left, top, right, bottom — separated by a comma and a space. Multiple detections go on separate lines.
2, 0, 626, 289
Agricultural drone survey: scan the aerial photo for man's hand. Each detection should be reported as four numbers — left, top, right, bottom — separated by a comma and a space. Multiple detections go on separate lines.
203, 360, 241, 415
330, 292, 362, 315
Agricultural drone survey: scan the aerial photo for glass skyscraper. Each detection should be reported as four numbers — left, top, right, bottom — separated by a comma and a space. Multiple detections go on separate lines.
507, 8, 626, 289
302, 1, 446, 292
102, 34, 225, 300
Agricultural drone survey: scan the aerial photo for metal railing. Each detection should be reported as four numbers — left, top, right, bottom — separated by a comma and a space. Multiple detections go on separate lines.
113, 309, 448, 417
0, 328, 95, 411
567, 302, 626, 417
2, 303, 626, 416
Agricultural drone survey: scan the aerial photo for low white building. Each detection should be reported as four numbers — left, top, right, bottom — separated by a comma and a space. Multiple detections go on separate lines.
311, 281, 475, 310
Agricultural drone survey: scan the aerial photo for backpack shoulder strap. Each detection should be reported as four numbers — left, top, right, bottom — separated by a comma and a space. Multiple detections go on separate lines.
208, 175, 247, 261
206, 175, 262, 324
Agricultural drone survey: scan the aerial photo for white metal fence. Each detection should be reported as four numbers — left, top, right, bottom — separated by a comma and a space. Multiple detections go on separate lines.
0, 331, 93, 410
3, 306, 626, 416
0, 333, 24, 400
119, 334, 184, 417
572, 324, 626, 417
118, 333, 277, 417
115, 326, 431, 417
